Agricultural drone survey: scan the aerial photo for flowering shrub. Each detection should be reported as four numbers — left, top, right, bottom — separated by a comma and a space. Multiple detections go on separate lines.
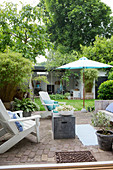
54, 105, 75, 111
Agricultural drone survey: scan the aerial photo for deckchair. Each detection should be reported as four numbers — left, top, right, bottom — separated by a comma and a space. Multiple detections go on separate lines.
0, 99, 40, 153
39, 91, 66, 118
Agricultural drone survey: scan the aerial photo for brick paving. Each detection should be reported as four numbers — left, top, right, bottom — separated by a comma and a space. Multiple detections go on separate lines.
0, 111, 113, 165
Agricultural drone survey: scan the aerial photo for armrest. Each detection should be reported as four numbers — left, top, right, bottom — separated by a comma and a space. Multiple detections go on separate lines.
7, 110, 23, 117
9, 115, 41, 122
12, 110, 23, 117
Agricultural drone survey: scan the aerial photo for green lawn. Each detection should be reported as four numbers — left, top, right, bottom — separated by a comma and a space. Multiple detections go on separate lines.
34, 98, 95, 111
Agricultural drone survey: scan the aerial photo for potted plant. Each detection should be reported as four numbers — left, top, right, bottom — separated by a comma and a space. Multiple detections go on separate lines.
81, 69, 98, 99
91, 111, 113, 151
54, 105, 75, 116
64, 92, 70, 99
87, 106, 95, 112
12, 98, 40, 117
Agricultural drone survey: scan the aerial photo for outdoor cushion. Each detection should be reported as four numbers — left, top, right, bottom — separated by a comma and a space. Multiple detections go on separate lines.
43, 100, 59, 111
106, 103, 113, 113
8, 111, 23, 132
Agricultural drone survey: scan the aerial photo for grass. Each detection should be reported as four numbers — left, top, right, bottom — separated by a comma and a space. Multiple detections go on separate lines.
34, 98, 95, 111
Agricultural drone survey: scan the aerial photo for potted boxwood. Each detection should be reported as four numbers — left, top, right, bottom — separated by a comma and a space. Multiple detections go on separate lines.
12, 98, 40, 117
92, 111, 113, 151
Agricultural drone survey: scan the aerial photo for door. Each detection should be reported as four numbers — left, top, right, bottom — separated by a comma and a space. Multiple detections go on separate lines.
95, 76, 108, 99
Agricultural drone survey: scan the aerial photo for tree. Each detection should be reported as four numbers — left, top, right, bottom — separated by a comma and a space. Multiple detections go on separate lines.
0, 2, 51, 62
39, 0, 113, 52
0, 51, 33, 102
80, 35, 113, 64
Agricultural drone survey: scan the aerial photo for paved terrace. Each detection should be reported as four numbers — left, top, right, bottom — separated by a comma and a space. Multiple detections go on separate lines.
0, 111, 113, 166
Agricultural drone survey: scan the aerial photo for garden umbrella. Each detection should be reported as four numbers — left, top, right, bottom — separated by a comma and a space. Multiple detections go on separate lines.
57, 57, 113, 112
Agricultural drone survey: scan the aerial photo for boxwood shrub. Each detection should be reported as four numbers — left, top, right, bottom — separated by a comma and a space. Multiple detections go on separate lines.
98, 80, 113, 99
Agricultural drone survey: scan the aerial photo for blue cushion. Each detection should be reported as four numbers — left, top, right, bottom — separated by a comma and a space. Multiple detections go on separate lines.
43, 100, 59, 111
106, 103, 113, 113
8, 111, 23, 132
43, 100, 54, 111
53, 110, 59, 113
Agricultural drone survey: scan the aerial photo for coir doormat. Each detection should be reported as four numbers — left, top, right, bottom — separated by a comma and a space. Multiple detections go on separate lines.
56, 151, 96, 163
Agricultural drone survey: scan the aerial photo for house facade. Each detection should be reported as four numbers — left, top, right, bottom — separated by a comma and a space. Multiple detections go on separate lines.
33, 66, 108, 99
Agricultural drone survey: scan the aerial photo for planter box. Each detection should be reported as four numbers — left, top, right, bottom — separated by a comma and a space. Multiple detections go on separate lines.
85, 93, 93, 99
52, 113, 75, 139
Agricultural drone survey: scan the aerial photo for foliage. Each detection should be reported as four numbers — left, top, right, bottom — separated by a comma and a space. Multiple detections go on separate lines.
98, 80, 113, 100
46, 48, 77, 70
108, 62, 113, 80
108, 72, 113, 80
91, 112, 111, 134
12, 98, 40, 112
0, 51, 33, 102
64, 92, 70, 99
87, 106, 95, 112
39, 0, 113, 52
0, 2, 51, 62
80, 36, 113, 64
49, 94, 65, 100
81, 69, 98, 92
54, 105, 75, 111
33, 76, 49, 84
46, 48, 79, 86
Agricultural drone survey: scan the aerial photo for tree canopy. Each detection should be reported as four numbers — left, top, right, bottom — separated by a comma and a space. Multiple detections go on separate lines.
80, 35, 113, 64
0, 51, 33, 102
39, 0, 113, 53
0, 2, 51, 62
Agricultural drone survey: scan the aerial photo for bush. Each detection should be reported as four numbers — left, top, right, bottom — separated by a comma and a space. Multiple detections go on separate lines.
91, 112, 110, 128
50, 94, 65, 100
98, 80, 113, 99
64, 92, 70, 99
12, 98, 40, 112
0, 51, 33, 102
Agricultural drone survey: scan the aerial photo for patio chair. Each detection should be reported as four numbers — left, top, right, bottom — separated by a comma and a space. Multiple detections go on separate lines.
0, 99, 40, 153
39, 91, 66, 118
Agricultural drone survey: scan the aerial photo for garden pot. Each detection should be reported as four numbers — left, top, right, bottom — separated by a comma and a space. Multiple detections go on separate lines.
96, 130, 113, 151
59, 110, 74, 116
85, 93, 94, 99
23, 111, 32, 117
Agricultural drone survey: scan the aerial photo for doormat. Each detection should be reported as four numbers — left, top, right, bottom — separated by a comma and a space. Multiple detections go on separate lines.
56, 151, 96, 163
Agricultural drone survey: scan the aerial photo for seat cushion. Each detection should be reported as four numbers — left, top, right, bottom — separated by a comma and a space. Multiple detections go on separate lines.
8, 111, 23, 132
43, 100, 59, 111
106, 102, 113, 113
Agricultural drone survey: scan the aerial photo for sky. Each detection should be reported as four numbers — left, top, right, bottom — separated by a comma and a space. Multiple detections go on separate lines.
0, 0, 113, 63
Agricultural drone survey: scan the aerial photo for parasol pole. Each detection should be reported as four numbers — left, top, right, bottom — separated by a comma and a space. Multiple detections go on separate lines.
83, 67, 85, 108
81, 67, 87, 112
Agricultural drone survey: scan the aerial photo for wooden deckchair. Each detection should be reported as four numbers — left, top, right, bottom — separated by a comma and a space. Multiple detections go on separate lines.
0, 99, 40, 153
39, 91, 66, 118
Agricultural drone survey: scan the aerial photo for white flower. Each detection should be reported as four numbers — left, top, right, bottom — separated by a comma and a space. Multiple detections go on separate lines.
54, 105, 75, 111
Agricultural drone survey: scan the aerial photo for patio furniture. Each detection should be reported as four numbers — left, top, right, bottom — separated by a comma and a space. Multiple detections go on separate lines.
39, 91, 66, 118
95, 100, 113, 122
0, 99, 41, 153
52, 113, 75, 139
